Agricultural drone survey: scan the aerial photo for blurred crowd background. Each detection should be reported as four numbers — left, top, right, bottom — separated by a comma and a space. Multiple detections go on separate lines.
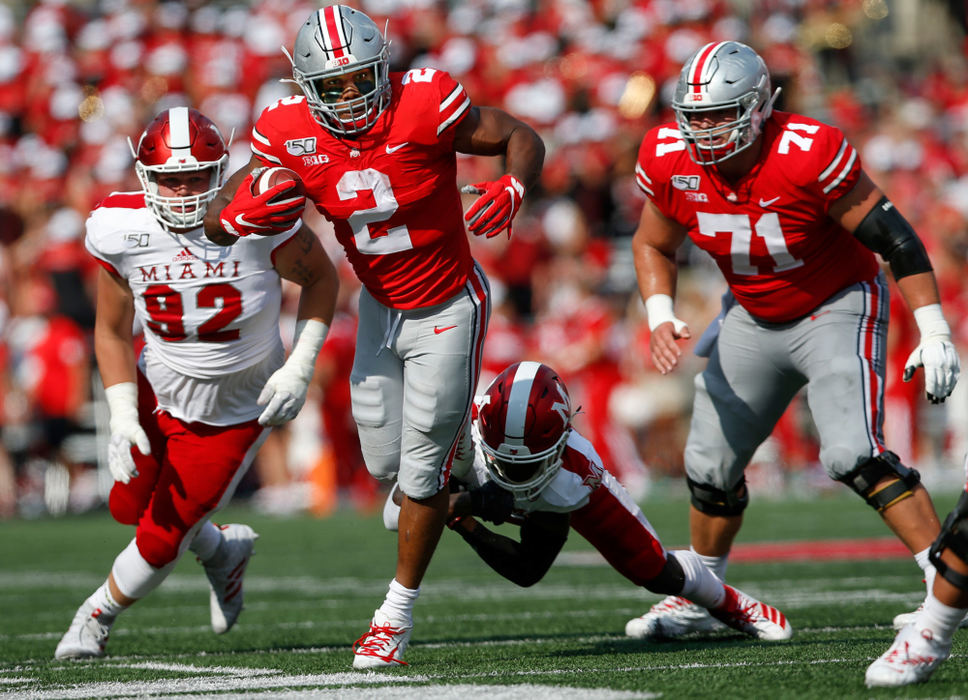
1, 0, 967, 520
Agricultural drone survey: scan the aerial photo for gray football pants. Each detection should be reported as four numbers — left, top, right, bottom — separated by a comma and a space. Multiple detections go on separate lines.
350, 264, 490, 499
685, 272, 891, 490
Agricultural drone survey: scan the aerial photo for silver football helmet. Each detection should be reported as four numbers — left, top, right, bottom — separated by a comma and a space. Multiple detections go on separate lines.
286, 5, 391, 136
672, 41, 780, 165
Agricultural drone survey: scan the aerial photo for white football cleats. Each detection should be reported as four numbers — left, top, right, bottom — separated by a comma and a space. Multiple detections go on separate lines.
352, 609, 412, 669
625, 595, 726, 639
54, 600, 113, 660
866, 623, 951, 688
202, 524, 258, 634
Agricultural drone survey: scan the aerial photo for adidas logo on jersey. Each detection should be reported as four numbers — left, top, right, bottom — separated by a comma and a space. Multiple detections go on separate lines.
173, 248, 196, 263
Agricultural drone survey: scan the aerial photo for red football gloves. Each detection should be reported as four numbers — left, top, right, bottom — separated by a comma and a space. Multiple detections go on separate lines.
463, 174, 525, 239
219, 171, 306, 238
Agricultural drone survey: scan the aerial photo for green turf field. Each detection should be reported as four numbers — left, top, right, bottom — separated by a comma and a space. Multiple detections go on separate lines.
3, 488, 966, 698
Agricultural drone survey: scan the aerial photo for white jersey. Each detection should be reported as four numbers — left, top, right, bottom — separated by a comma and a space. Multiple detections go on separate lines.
86, 192, 297, 422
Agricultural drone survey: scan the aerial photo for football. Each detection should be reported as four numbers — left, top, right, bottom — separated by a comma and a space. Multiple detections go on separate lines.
251, 166, 305, 202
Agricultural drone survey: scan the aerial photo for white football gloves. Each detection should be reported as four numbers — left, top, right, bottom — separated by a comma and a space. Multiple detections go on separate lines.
258, 319, 329, 426
903, 303, 960, 404
104, 382, 151, 484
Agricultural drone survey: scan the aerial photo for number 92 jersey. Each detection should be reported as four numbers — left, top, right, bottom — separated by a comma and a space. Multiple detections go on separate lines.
85, 192, 297, 379
636, 111, 879, 323
251, 68, 474, 310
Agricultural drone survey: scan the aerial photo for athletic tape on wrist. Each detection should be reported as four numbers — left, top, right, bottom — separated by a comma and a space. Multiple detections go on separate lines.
104, 382, 139, 422
287, 319, 329, 378
913, 303, 951, 339
645, 294, 679, 332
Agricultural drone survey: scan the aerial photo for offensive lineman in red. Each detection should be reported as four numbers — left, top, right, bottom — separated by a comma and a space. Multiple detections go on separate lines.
629, 41, 962, 655
204, 5, 544, 668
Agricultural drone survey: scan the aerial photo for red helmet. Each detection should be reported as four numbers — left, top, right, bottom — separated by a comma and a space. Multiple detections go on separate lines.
476, 361, 572, 499
130, 107, 229, 230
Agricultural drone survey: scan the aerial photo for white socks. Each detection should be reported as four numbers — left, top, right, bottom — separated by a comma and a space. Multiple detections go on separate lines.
675, 550, 726, 609
916, 591, 967, 644
691, 546, 729, 581
86, 581, 127, 622
378, 578, 419, 625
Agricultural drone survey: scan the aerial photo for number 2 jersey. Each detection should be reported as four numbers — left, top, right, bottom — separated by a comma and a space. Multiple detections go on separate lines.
85, 193, 298, 424
251, 68, 473, 310
635, 110, 879, 323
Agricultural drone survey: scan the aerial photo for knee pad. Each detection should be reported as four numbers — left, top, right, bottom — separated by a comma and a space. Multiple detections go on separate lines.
643, 552, 686, 596
687, 476, 749, 517
929, 490, 968, 592
837, 451, 920, 513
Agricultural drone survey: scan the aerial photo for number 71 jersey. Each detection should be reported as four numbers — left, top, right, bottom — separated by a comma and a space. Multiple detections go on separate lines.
85, 193, 295, 379
635, 110, 878, 323
251, 68, 474, 310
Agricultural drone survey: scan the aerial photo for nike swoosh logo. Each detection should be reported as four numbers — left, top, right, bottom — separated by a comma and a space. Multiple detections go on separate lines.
434, 325, 457, 334
759, 196, 781, 208
810, 310, 831, 321
386, 142, 408, 154
234, 214, 269, 229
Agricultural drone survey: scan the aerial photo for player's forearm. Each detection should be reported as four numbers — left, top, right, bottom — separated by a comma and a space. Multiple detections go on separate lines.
895, 271, 943, 313
505, 124, 545, 193
94, 327, 137, 388
633, 236, 678, 302
294, 247, 339, 329
453, 518, 549, 587
203, 165, 255, 246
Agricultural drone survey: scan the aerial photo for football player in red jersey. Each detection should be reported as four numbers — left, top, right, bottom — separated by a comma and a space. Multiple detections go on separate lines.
385, 361, 793, 641
204, 6, 544, 669
54, 107, 339, 660
630, 41, 962, 650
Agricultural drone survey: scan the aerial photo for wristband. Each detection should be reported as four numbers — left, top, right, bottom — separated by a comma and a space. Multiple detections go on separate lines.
104, 382, 138, 425
912, 303, 951, 339
287, 319, 329, 379
645, 294, 678, 332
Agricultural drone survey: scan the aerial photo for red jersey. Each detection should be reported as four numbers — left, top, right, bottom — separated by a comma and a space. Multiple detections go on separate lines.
636, 111, 878, 322
251, 69, 474, 309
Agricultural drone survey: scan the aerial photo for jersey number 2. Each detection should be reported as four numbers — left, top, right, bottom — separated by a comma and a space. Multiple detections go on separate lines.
143, 283, 242, 342
337, 169, 414, 255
